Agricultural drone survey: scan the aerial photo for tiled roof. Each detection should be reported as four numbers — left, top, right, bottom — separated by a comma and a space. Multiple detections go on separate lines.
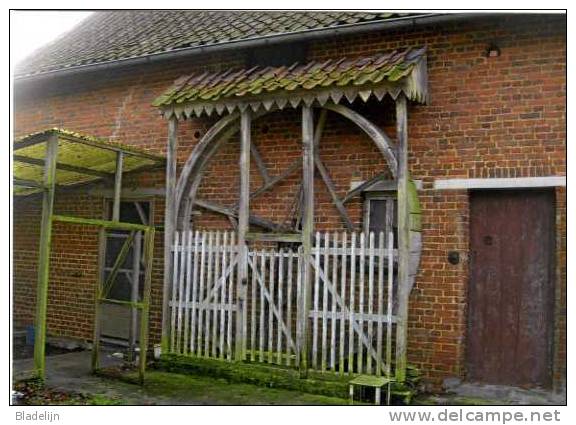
15, 11, 420, 78
153, 47, 428, 116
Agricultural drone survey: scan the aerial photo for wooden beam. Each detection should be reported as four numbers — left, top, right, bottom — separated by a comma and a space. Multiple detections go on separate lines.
342, 173, 389, 204
13, 178, 45, 189
33, 132, 58, 380
101, 231, 135, 299
298, 105, 314, 376
52, 215, 150, 231
248, 159, 301, 202
236, 108, 251, 360
139, 227, 155, 384
245, 232, 302, 243
162, 117, 178, 352
250, 142, 271, 184
112, 152, 124, 221
129, 231, 142, 361
13, 154, 115, 180
394, 94, 410, 383
314, 157, 354, 231
194, 199, 290, 232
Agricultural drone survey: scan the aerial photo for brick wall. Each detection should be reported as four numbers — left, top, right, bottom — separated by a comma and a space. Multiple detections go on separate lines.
13, 14, 566, 390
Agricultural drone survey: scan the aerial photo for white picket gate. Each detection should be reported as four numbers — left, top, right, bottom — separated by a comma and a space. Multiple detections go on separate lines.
170, 230, 397, 377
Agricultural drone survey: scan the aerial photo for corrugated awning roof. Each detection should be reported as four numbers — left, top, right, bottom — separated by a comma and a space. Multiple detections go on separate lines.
154, 47, 428, 118
13, 128, 165, 196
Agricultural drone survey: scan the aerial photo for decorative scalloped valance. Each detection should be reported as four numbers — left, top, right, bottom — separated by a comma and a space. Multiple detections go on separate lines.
153, 47, 428, 118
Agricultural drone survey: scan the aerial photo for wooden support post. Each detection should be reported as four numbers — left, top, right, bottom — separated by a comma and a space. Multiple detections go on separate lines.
92, 226, 106, 372
162, 117, 178, 352
33, 133, 58, 380
298, 105, 314, 376
235, 108, 251, 360
395, 94, 410, 383
112, 152, 123, 221
139, 227, 155, 384
129, 231, 142, 360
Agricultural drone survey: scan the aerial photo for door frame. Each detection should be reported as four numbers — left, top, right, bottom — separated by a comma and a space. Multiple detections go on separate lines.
465, 188, 556, 388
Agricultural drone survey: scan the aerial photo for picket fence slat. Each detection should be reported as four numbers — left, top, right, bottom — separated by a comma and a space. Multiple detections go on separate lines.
170, 229, 397, 379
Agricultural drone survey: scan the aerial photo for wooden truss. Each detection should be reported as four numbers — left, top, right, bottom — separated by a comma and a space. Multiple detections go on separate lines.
162, 97, 413, 382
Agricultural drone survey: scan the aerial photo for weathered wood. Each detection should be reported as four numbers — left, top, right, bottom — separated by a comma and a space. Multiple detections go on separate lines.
52, 215, 150, 231
268, 253, 275, 363
245, 232, 302, 243
197, 232, 207, 355
277, 249, 284, 364
321, 232, 329, 372
348, 232, 357, 374
33, 133, 58, 380
342, 173, 389, 204
395, 94, 410, 383
13, 154, 115, 180
219, 232, 229, 359
258, 251, 266, 361
13, 178, 46, 189
190, 231, 200, 354
176, 230, 187, 353
250, 142, 271, 184
138, 227, 155, 384
170, 232, 180, 352
376, 231, 384, 376
91, 228, 107, 373
330, 232, 338, 371
205, 232, 214, 357
298, 105, 314, 376
250, 246, 257, 362
195, 199, 289, 232
358, 232, 366, 374
162, 117, 178, 352
311, 232, 321, 369
386, 229, 394, 386
367, 232, 375, 373
248, 159, 301, 201
339, 232, 347, 375
101, 231, 135, 299
322, 104, 398, 178
226, 233, 236, 360
211, 231, 221, 357
315, 157, 354, 231
236, 109, 251, 361
183, 230, 193, 354
286, 250, 294, 367
112, 152, 124, 221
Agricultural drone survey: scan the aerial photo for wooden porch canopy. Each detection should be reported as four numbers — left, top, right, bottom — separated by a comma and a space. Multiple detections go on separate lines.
153, 47, 428, 117
13, 128, 164, 382
14, 128, 165, 196
155, 46, 428, 383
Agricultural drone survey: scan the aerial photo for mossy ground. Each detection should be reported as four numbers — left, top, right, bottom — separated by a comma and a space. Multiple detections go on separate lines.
127, 370, 354, 405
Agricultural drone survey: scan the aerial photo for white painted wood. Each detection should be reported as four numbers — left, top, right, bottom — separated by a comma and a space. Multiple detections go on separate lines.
182, 230, 193, 354
211, 231, 221, 357
204, 231, 214, 357
268, 253, 275, 363
321, 233, 329, 372
197, 232, 206, 356
227, 232, 235, 361
170, 232, 180, 352
358, 232, 366, 374
367, 231, 375, 373
386, 230, 394, 381
277, 249, 284, 364
219, 232, 228, 359
286, 249, 294, 366
176, 230, 187, 353
312, 232, 321, 369
259, 251, 266, 361
190, 231, 200, 354
376, 231, 385, 376
338, 232, 347, 375
250, 246, 257, 362
433, 176, 566, 190
348, 232, 356, 374
330, 232, 338, 371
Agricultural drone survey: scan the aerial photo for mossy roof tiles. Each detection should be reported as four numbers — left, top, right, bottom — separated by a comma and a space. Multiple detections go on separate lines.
16, 11, 422, 78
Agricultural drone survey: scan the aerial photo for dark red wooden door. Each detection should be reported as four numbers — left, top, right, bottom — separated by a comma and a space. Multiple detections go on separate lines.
467, 190, 555, 387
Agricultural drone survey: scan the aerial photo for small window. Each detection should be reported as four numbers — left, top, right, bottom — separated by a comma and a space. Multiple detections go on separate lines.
246, 43, 307, 68
364, 193, 398, 248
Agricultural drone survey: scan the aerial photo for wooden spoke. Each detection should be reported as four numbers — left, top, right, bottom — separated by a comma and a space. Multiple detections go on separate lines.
250, 142, 271, 184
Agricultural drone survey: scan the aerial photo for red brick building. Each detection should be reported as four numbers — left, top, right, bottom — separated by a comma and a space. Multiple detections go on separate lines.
13, 11, 566, 394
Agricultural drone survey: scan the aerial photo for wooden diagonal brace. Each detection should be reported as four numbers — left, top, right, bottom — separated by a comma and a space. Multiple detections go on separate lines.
101, 231, 135, 299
